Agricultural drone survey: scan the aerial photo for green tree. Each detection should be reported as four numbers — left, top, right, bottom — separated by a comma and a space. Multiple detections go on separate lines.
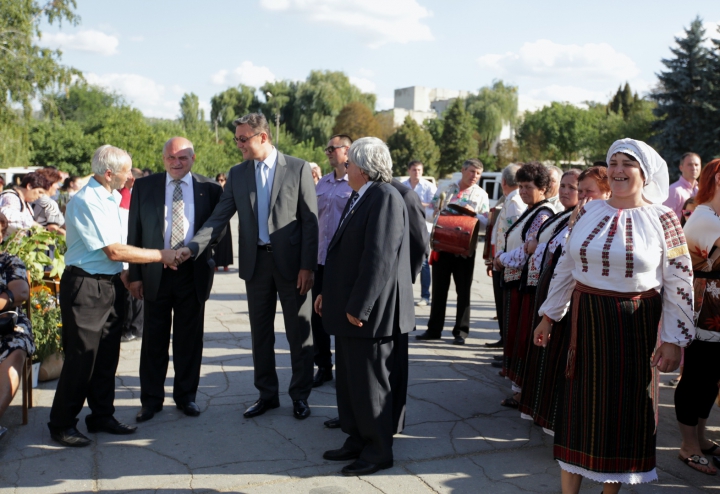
179, 92, 206, 134
42, 83, 123, 123
332, 101, 381, 140
517, 102, 592, 164
651, 17, 715, 168
466, 81, 518, 154
386, 116, 440, 176
292, 70, 376, 146
29, 119, 93, 174
210, 84, 258, 133
436, 98, 476, 177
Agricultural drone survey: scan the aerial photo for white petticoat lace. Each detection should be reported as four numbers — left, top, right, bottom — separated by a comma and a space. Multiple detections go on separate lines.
557, 461, 657, 484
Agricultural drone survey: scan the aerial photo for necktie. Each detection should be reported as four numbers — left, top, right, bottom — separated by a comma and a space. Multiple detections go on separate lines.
256, 162, 270, 244
170, 180, 185, 250
339, 192, 359, 228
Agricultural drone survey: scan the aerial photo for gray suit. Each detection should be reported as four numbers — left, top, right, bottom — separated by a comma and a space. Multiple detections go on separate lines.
188, 151, 319, 401
322, 182, 414, 463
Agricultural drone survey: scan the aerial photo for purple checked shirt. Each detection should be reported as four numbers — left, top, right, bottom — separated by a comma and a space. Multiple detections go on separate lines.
316, 171, 353, 265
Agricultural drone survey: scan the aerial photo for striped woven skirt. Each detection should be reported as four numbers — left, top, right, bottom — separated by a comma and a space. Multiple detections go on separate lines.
502, 286, 522, 378
518, 262, 569, 430
554, 283, 661, 484
506, 288, 537, 387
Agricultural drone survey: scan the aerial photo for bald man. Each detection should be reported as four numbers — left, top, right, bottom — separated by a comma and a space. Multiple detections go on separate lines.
127, 137, 225, 422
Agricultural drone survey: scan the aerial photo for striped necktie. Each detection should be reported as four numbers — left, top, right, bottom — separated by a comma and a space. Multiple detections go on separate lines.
170, 179, 185, 250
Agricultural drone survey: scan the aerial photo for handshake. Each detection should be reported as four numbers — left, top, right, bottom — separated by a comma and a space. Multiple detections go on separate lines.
161, 247, 194, 269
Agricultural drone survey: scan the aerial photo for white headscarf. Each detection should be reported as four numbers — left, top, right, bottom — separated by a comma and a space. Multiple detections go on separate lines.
606, 138, 669, 205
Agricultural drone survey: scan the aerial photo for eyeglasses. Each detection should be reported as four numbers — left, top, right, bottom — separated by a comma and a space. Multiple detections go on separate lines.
233, 132, 261, 144
324, 145, 348, 154
682, 209, 693, 217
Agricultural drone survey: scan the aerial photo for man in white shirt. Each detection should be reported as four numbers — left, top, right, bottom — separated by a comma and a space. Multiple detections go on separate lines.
486, 164, 525, 349
402, 160, 436, 306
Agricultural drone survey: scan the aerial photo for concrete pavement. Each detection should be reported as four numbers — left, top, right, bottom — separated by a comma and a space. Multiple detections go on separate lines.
0, 225, 718, 493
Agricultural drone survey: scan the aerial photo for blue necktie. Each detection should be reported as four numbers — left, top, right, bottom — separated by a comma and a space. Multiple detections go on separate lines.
256, 162, 270, 244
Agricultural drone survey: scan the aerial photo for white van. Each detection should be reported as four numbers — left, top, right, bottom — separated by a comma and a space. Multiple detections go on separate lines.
0, 167, 41, 188
437, 172, 503, 208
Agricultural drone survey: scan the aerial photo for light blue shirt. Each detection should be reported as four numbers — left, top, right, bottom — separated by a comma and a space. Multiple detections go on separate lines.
255, 147, 278, 245
64, 177, 124, 275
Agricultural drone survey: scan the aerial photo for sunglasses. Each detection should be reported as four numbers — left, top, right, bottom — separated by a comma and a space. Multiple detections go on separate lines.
324, 145, 348, 154
233, 132, 261, 144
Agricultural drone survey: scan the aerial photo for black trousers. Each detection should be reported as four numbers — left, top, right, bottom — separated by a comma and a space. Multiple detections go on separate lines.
245, 249, 314, 401
123, 287, 144, 337
492, 268, 504, 341
336, 330, 408, 464
674, 339, 720, 426
140, 261, 204, 408
427, 252, 475, 338
49, 268, 125, 428
311, 264, 333, 369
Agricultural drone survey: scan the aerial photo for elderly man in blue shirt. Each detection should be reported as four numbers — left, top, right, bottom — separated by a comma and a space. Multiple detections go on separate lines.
48, 145, 178, 448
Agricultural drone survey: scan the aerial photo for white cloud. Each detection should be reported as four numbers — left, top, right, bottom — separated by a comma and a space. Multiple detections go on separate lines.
85, 73, 185, 119
478, 39, 639, 81
211, 61, 276, 88
129, 35, 144, 42
376, 96, 394, 111
260, 0, 433, 48
350, 76, 376, 93
39, 30, 119, 56
518, 86, 611, 113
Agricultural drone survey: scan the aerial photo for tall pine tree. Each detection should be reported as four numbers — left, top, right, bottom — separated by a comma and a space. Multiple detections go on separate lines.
437, 98, 476, 177
651, 17, 713, 172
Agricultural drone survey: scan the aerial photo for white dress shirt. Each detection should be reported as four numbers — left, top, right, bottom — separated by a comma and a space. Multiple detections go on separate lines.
163, 172, 195, 250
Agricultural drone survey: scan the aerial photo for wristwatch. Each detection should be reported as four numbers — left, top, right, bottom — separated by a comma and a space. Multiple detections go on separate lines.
0, 287, 15, 308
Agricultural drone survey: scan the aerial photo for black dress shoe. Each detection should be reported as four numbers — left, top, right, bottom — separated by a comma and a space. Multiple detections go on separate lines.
323, 447, 361, 461
491, 361, 503, 368
293, 399, 311, 419
48, 424, 92, 447
312, 367, 333, 387
493, 355, 503, 361
120, 333, 137, 342
341, 458, 393, 476
324, 417, 341, 429
415, 330, 441, 341
136, 404, 163, 423
453, 335, 465, 345
484, 340, 504, 348
243, 397, 280, 418
85, 416, 137, 435
177, 401, 201, 417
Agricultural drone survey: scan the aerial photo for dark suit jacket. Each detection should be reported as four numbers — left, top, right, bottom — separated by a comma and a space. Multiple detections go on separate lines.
187, 152, 318, 281
127, 172, 224, 303
390, 179, 429, 283
322, 182, 415, 339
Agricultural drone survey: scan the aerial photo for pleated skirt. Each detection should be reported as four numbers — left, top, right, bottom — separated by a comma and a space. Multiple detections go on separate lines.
506, 288, 537, 387
501, 286, 522, 378
554, 288, 661, 484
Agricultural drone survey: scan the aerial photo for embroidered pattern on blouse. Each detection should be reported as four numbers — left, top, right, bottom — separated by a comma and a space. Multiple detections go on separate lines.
580, 215, 611, 273
625, 216, 634, 278
659, 211, 689, 258
668, 258, 692, 275
601, 213, 620, 277
677, 320, 693, 341
677, 287, 692, 308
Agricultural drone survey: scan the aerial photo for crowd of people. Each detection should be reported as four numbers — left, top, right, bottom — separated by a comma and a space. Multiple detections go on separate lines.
0, 110, 716, 489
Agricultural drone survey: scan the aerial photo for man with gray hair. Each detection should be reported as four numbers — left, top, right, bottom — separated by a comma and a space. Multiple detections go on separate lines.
485, 163, 526, 349
545, 165, 563, 213
176, 113, 318, 420
48, 145, 178, 447
314, 137, 414, 475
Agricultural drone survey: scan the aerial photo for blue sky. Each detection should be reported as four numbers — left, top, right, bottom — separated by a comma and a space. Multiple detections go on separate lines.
39, 0, 720, 119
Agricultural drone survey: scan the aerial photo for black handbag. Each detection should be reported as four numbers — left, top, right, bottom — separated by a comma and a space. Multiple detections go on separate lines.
0, 311, 18, 337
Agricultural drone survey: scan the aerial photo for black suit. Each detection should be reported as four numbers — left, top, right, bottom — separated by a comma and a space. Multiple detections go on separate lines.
322, 182, 415, 464
390, 180, 429, 282
127, 172, 223, 408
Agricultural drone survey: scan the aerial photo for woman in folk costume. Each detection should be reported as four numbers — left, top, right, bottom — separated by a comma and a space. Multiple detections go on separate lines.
493, 162, 555, 407
674, 158, 720, 476
534, 138, 695, 493
515, 168, 579, 421
519, 166, 611, 434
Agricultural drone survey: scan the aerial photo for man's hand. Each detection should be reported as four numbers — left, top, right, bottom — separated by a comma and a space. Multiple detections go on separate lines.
128, 281, 144, 300
486, 265, 493, 277
297, 269, 314, 296
160, 249, 178, 270
176, 247, 193, 264
314, 294, 322, 317
347, 313, 363, 327
651, 342, 682, 373
120, 270, 130, 289
533, 318, 552, 347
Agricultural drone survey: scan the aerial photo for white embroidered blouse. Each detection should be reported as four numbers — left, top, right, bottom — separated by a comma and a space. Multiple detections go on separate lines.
539, 200, 695, 347
527, 210, 573, 286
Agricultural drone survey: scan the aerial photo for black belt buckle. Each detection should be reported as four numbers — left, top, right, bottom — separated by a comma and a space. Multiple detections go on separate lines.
258, 244, 273, 252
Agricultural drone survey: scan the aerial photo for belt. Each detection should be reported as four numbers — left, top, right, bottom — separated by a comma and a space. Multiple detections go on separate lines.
257, 244, 273, 252
65, 265, 121, 281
